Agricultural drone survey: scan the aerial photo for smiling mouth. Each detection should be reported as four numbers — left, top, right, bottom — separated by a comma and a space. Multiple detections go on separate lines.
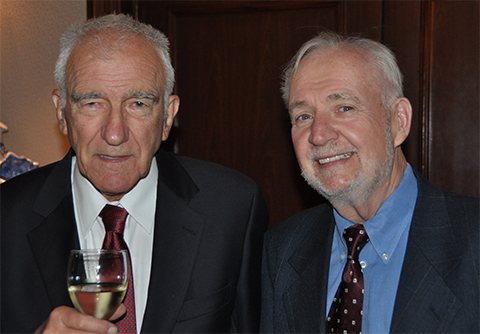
317, 152, 353, 165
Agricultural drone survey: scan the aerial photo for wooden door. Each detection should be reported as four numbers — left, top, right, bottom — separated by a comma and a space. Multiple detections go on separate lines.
139, 1, 384, 227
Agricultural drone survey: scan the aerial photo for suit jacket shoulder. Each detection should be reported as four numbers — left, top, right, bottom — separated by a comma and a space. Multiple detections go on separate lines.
264, 203, 333, 261
1, 152, 70, 211
391, 171, 479, 333
157, 149, 261, 195
1, 151, 76, 333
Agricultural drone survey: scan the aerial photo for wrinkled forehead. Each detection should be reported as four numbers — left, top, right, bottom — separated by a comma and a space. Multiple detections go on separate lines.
292, 46, 384, 92
65, 30, 164, 84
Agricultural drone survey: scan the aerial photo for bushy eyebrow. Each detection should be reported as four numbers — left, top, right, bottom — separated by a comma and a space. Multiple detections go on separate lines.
71, 92, 102, 103
288, 101, 309, 117
326, 92, 361, 104
289, 101, 307, 110
129, 91, 160, 104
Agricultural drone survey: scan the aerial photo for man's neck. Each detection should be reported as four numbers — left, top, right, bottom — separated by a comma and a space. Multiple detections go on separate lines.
333, 156, 407, 224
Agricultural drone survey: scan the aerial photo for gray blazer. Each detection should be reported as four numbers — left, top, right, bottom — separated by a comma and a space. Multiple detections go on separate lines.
261, 170, 479, 333
1, 149, 269, 333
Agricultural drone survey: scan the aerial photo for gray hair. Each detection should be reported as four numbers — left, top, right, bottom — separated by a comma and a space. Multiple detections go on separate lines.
281, 31, 403, 112
54, 14, 175, 116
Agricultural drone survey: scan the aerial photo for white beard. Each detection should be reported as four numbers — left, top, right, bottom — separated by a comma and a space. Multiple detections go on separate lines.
301, 123, 395, 208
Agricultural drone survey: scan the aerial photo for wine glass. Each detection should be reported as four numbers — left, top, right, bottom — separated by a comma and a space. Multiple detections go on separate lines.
67, 249, 129, 319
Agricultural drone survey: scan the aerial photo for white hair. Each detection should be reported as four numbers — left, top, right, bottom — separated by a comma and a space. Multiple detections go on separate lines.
281, 31, 404, 112
54, 14, 174, 117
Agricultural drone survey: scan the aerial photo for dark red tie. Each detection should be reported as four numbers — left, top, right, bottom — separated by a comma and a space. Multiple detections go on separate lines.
326, 224, 369, 334
100, 205, 137, 333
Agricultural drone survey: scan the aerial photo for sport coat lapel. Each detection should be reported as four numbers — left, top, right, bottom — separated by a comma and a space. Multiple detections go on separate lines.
390, 173, 462, 333
27, 150, 79, 309
283, 206, 335, 333
141, 151, 206, 333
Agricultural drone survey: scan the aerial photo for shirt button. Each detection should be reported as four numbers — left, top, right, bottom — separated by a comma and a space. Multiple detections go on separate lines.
360, 261, 367, 269
340, 253, 345, 260
382, 253, 389, 260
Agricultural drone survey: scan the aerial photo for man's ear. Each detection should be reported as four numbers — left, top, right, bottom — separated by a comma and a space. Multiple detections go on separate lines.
52, 89, 68, 136
162, 95, 180, 141
391, 97, 412, 147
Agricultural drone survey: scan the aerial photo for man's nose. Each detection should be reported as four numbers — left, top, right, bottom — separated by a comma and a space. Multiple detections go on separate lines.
101, 107, 129, 146
308, 115, 338, 146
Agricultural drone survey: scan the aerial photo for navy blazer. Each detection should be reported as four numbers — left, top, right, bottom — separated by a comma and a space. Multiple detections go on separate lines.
1, 149, 269, 333
261, 170, 479, 333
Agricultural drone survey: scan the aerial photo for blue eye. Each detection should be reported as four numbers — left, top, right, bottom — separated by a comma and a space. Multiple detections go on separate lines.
297, 114, 312, 121
339, 106, 353, 112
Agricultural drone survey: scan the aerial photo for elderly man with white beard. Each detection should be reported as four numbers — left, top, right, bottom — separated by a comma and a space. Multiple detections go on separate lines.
260, 31, 479, 334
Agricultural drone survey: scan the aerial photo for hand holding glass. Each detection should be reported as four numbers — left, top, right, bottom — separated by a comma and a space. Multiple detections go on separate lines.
67, 249, 129, 319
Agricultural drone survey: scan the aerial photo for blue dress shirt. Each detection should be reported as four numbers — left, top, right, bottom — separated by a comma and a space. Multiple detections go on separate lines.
327, 164, 418, 333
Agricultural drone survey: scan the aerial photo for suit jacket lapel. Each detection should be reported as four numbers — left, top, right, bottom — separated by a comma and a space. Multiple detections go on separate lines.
141, 151, 206, 333
27, 150, 79, 309
283, 206, 335, 333
391, 172, 462, 333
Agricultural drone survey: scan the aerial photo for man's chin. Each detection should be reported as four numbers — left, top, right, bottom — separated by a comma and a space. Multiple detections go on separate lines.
301, 170, 355, 203
94, 181, 137, 201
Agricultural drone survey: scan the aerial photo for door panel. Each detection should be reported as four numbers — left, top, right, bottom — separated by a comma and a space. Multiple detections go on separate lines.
139, 1, 382, 226
427, 1, 479, 196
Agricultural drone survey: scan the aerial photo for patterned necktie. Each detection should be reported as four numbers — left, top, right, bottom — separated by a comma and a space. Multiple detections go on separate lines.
326, 224, 369, 334
100, 204, 137, 333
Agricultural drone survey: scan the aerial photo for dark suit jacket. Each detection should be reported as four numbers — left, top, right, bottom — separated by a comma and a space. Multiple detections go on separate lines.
261, 171, 479, 333
1, 149, 269, 333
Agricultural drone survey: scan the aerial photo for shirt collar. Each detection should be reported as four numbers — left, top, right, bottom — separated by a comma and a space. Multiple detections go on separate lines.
333, 164, 418, 263
72, 156, 158, 240
119, 159, 158, 234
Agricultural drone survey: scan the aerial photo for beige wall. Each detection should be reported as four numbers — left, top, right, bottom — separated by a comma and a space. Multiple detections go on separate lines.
1, 0, 86, 166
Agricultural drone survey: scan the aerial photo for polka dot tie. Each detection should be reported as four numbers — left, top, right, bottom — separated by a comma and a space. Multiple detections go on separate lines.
100, 205, 137, 333
326, 224, 369, 334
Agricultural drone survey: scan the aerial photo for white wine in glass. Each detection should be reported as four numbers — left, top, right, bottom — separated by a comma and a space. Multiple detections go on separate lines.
67, 249, 129, 320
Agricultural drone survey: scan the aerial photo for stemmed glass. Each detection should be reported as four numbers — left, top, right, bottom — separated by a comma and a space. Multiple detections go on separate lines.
67, 249, 129, 320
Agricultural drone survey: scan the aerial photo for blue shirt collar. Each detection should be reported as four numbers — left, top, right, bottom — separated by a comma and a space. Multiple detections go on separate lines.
333, 164, 418, 263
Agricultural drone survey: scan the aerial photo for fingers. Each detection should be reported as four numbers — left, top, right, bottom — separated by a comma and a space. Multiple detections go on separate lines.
37, 306, 118, 334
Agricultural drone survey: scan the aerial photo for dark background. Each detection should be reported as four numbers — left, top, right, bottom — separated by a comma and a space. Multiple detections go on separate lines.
88, 0, 479, 227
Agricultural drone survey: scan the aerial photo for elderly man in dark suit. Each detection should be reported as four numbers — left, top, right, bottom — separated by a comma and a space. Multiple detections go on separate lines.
261, 31, 479, 333
1, 14, 268, 333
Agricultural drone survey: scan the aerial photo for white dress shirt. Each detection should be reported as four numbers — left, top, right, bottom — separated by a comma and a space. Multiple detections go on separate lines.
71, 156, 157, 331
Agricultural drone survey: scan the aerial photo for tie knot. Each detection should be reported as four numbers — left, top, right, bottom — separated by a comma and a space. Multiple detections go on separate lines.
343, 224, 369, 259
99, 204, 128, 234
